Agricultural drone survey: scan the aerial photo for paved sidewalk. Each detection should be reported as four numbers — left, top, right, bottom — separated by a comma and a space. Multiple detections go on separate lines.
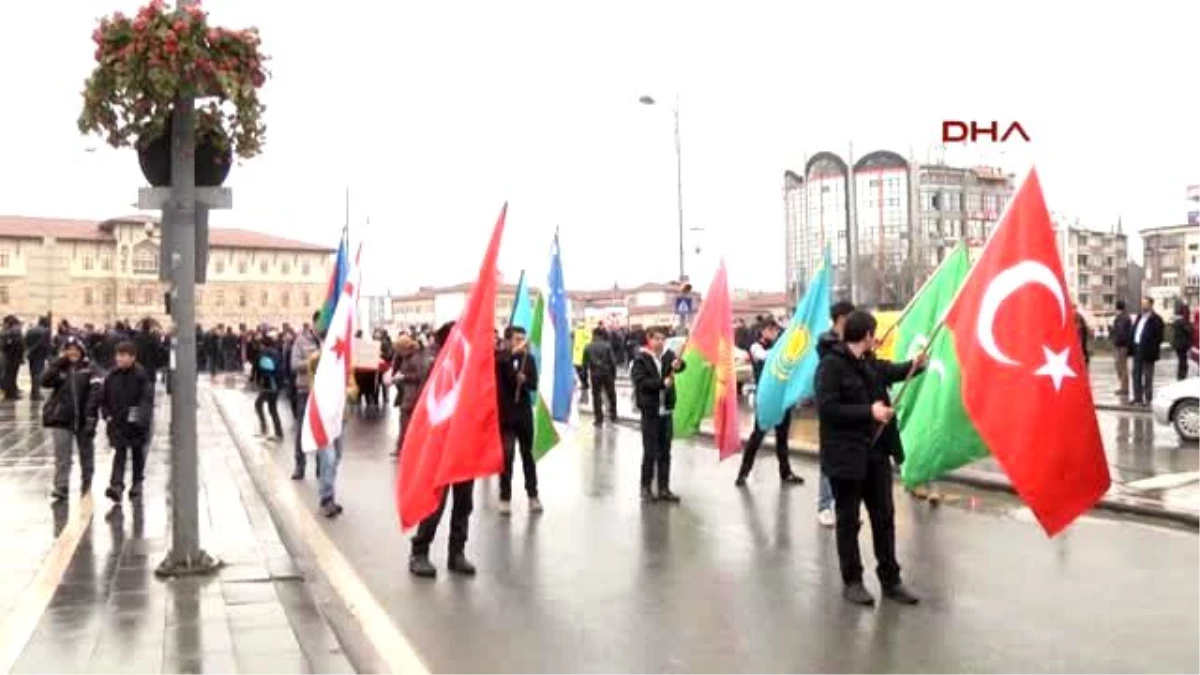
0, 383, 354, 674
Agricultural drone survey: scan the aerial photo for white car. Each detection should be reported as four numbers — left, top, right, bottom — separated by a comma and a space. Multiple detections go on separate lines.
1152, 377, 1199, 443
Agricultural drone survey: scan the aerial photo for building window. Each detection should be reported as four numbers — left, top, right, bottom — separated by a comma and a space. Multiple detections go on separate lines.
282, 290, 291, 307
238, 260, 248, 274
281, 262, 292, 275
1078, 255, 1089, 267
141, 288, 152, 305
0, 252, 8, 268
1102, 275, 1114, 287
83, 256, 94, 271
216, 259, 226, 273
84, 287, 94, 305
302, 261, 312, 276
215, 290, 225, 306
101, 255, 112, 271
303, 292, 312, 308
0, 286, 7, 304
1079, 294, 1090, 306
133, 248, 158, 274
102, 287, 114, 305
260, 260, 269, 274
239, 290, 248, 307
260, 290, 269, 306
125, 287, 136, 304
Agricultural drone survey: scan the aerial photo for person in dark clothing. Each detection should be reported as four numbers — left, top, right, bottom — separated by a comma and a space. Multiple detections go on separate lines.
134, 319, 166, 387
583, 327, 619, 426
41, 336, 103, 501
1132, 296, 1165, 405
410, 322, 477, 579
388, 335, 426, 456
1110, 300, 1133, 397
1170, 304, 1194, 381
1, 316, 25, 401
630, 326, 687, 503
815, 310, 924, 607
24, 317, 51, 402
253, 335, 285, 440
736, 318, 805, 487
496, 325, 541, 515
100, 342, 154, 502
1074, 307, 1091, 367
815, 300, 857, 525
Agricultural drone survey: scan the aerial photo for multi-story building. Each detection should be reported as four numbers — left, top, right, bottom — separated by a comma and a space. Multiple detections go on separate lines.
1187, 185, 1198, 227
0, 214, 333, 328
1142, 224, 1200, 310
783, 153, 1014, 306
1052, 218, 1129, 328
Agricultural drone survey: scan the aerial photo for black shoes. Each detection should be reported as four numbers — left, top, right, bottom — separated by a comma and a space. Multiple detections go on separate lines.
291, 468, 304, 480
734, 475, 747, 487
128, 484, 143, 501
80, 480, 92, 497
843, 583, 920, 606
320, 500, 344, 518
883, 584, 920, 605
843, 583, 876, 606
781, 474, 805, 485
409, 555, 436, 578
657, 490, 681, 504
447, 552, 477, 576
105, 485, 123, 503
640, 487, 655, 502
50, 487, 68, 503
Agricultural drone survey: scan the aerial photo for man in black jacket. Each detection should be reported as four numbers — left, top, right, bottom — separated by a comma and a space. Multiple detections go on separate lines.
815, 311, 924, 607
1110, 300, 1133, 397
496, 325, 541, 515
0, 316, 24, 401
583, 327, 619, 426
24, 317, 51, 402
41, 336, 103, 501
1170, 304, 1194, 381
1131, 296, 1165, 405
101, 342, 154, 502
630, 326, 687, 503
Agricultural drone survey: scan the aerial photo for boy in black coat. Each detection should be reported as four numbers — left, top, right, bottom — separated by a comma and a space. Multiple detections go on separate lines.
101, 342, 154, 502
495, 325, 541, 514
629, 326, 687, 503
41, 335, 103, 501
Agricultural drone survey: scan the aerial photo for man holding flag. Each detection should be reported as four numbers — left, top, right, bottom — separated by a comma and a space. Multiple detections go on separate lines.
735, 317, 805, 487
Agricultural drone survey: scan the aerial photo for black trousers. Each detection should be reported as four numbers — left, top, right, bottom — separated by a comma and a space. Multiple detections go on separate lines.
255, 390, 284, 437
639, 411, 673, 491
576, 365, 589, 391
1132, 358, 1156, 404
412, 480, 474, 556
292, 390, 309, 474
1, 360, 18, 398
1177, 350, 1191, 381
829, 457, 901, 588
109, 440, 148, 489
738, 408, 794, 479
501, 422, 537, 500
590, 373, 618, 422
29, 360, 45, 400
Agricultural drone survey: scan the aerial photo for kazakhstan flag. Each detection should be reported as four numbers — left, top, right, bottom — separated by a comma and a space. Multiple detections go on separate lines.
755, 247, 832, 429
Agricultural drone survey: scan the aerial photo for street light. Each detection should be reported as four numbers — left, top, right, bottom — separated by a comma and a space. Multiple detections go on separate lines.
638, 94, 686, 287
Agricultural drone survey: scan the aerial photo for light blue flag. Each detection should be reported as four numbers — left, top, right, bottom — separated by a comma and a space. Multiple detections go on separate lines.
755, 246, 832, 429
510, 270, 532, 331
545, 232, 575, 422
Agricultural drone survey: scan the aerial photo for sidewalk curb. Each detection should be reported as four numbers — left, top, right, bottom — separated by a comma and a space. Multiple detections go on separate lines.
212, 390, 429, 675
591, 411, 1200, 530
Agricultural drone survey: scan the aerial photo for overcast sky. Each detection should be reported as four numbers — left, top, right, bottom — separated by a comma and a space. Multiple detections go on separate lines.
2, 0, 1196, 294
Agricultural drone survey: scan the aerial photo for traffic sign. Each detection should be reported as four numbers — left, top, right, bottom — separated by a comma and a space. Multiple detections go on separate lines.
674, 295, 694, 316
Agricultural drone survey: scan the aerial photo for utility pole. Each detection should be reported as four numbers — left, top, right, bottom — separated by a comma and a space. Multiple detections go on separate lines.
153, 0, 218, 578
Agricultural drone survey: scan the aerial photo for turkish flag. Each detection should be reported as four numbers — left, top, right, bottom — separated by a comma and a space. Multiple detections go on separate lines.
944, 169, 1110, 536
396, 205, 507, 529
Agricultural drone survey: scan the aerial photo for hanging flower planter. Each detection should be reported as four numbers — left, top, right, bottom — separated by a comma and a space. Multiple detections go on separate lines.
77, 0, 269, 186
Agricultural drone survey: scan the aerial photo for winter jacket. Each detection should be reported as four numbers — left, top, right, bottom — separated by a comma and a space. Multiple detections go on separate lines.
1170, 316, 1195, 353
289, 329, 321, 391
583, 338, 618, 379
23, 324, 50, 365
41, 356, 103, 434
630, 347, 686, 414
815, 341, 919, 480
101, 363, 154, 445
390, 351, 428, 412
495, 346, 538, 430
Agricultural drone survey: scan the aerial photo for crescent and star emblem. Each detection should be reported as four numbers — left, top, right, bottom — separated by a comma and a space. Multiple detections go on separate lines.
906, 334, 945, 379
770, 326, 811, 380
975, 260, 1076, 392
425, 329, 471, 425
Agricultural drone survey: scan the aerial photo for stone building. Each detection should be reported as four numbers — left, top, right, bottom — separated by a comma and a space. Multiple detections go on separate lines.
0, 214, 334, 328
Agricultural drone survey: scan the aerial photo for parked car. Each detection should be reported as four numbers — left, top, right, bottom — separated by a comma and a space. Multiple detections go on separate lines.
1152, 376, 1199, 443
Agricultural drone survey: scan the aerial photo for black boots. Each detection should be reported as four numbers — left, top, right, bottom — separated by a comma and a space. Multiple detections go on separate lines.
409, 552, 476, 578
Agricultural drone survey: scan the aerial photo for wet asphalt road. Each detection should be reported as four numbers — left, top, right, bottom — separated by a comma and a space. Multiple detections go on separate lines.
217, 382, 1199, 674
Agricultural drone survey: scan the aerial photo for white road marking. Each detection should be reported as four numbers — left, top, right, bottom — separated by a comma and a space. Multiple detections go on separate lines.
1124, 472, 1200, 492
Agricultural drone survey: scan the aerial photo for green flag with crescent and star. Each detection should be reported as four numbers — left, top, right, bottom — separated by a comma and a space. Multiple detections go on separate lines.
892, 243, 989, 487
